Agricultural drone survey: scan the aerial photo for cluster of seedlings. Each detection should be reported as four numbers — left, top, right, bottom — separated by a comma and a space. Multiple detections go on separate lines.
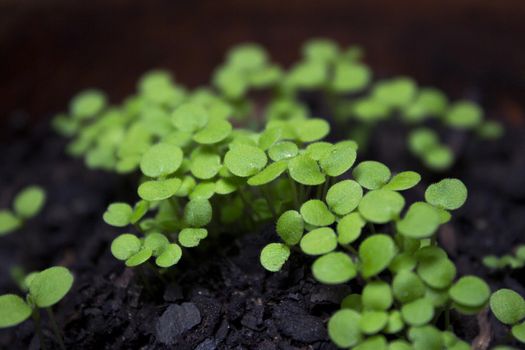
483, 245, 525, 270
0, 38, 514, 348
0, 186, 46, 235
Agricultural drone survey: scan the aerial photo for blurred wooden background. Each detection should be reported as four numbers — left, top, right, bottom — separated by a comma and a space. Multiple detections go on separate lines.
0, 0, 524, 125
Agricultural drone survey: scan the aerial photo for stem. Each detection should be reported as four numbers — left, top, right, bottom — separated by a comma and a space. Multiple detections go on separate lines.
32, 309, 46, 350
368, 222, 376, 234
238, 189, 260, 222
444, 306, 451, 331
261, 187, 277, 220
288, 175, 300, 209
46, 308, 66, 350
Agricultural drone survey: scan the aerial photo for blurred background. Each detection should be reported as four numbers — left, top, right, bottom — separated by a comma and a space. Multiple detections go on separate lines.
1, 0, 524, 136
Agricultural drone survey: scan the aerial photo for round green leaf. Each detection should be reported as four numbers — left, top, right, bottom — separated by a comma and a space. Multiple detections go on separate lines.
382, 171, 421, 191
358, 190, 405, 224
305, 142, 333, 160
300, 227, 337, 255
417, 255, 456, 290
332, 62, 371, 92
512, 322, 525, 343
179, 228, 208, 248
328, 309, 362, 348
103, 202, 133, 227
13, 186, 46, 219
341, 294, 362, 311
288, 154, 325, 185
392, 270, 426, 303
184, 198, 212, 227
352, 161, 391, 190
326, 180, 363, 216
190, 150, 221, 180
362, 281, 393, 310
171, 103, 209, 132
111, 233, 142, 260
425, 178, 467, 210
372, 78, 416, 108
300, 199, 335, 226
384, 311, 405, 334
312, 252, 356, 284
140, 143, 183, 178
449, 276, 490, 308
359, 234, 397, 278
293, 118, 330, 143
260, 243, 290, 272
155, 243, 182, 268
303, 38, 338, 63
138, 178, 182, 201
490, 289, 525, 325
144, 233, 170, 256
360, 311, 388, 334
422, 145, 454, 171
0, 210, 22, 235
215, 178, 237, 195
29, 266, 74, 308
396, 202, 441, 239
189, 181, 216, 200
401, 298, 434, 326
337, 213, 365, 245
0, 294, 31, 328
354, 335, 387, 350
408, 325, 443, 350
224, 144, 268, 177
193, 119, 232, 144
258, 127, 282, 150
276, 210, 304, 245
268, 141, 299, 162
445, 101, 482, 129
247, 161, 288, 186
125, 247, 153, 267
319, 142, 357, 177
70, 89, 106, 119
388, 340, 412, 350
408, 128, 439, 156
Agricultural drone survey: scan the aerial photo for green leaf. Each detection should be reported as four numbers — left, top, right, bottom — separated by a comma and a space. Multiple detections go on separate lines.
384, 311, 405, 334
337, 212, 365, 245
247, 161, 288, 186
125, 247, 153, 267
512, 321, 525, 343
445, 101, 483, 129
292, 118, 330, 143
449, 276, 490, 308
138, 178, 182, 201
0, 210, 22, 235
490, 289, 525, 325
401, 298, 434, 326
140, 143, 183, 178
408, 325, 443, 350
425, 178, 467, 210
422, 145, 454, 171
258, 127, 282, 150
416, 249, 456, 289
359, 234, 397, 278
352, 161, 391, 190
276, 210, 304, 245
300, 199, 335, 226
312, 252, 356, 284
70, 89, 106, 119
189, 181, 216, 200
215, 178, 237, 195
408, 128, 439, 156
372, 77, 416, 108
224, 144, 268, 177
155, 243, 182, 267
300, 227, 337, 255
388, 340, 412, 350
305, 141, 333, 160
382, 171, 421, 191
332, 62, 371, 93
179, 228, 208, 248
111, 233, 142, 260
193, 119, 232, 144
28, 266, 74, 308
328, 309, 362, 348
303, 38, 338, 63
362, 281, 393, 311
319, 142, 357, 177
358, 189, 405, 224
171, 103, 209, 132
359, 310, 388, 334
103, 202, 133, 227
353, 335, 387, 350
392, 270, 426, 303
130, 200, 149, 224
184, 199, 212, 227
396, 202, 441, 239
288, 154, 326, 185
326, 180, 363, 216
260, 243, 290, 272
341, 294, 362, 311
417, 88, 448, 115
0, 294, 31, 328
268, 141, 299, 162
143, 233, 170, 256
190, 149, 221, 180
227, 43, 267, 70
13, 186, 46, 219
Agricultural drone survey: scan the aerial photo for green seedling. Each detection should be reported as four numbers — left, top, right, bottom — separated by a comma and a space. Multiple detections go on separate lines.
0, 185, 46, 235
0, 266, 73, 350
490, 289, 525, 344
483, 245, 525, 270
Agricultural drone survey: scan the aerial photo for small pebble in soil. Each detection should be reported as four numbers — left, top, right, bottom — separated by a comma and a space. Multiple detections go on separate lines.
155, 302, 202, 345
273, 300, 327, 343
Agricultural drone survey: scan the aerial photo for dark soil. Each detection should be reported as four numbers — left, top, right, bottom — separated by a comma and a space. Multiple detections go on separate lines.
1, 107, 524, 349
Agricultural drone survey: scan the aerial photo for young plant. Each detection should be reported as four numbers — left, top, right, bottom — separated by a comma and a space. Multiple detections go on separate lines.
0, 266, 74, 350
490, 289, 525, 344
0, 185, 46, 235
483, 245, 525, 270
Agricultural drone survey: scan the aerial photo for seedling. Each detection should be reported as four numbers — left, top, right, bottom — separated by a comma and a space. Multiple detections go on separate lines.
0, 185, 46, 235
483, 245, 525, 270
490, 289, 525, 344
0, 266, 73, 349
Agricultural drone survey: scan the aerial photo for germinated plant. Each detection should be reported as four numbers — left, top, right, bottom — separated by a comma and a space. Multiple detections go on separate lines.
0, 266, 73, 350
0, 185, 46, 235
483, 245, 525, 270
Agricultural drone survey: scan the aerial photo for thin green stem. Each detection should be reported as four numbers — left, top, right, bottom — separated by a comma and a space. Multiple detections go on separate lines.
238, 188, 260, 222
46, 308, 66, 350
368, 222, 376, 234
261, 187, 277, 220
32, 309, 46, 350
288, 175, 300, 209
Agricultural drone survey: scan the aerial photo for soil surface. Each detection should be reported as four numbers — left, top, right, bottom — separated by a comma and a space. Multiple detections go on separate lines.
0, 108, 524, 349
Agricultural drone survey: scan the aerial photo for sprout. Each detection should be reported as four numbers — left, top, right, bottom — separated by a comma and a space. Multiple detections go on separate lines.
260, 243, 290, 272
103, 203, 133, 227
445, 101, 483, 129
0, 211, 21, 236
0, 185, 46, 235
70, 89, 106, 119
178, 228, 208, 248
